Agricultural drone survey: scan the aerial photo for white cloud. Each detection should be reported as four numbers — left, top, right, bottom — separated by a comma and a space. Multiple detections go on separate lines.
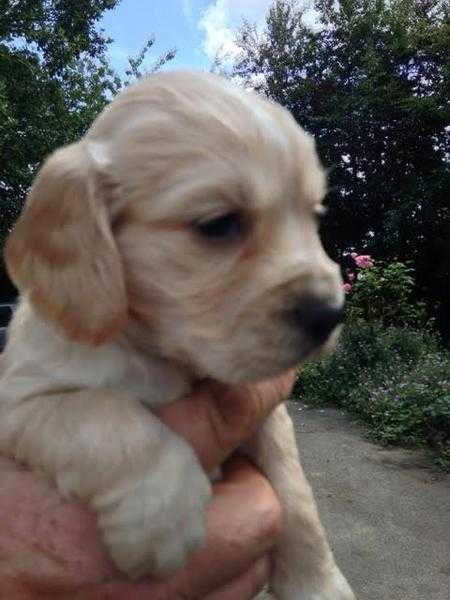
198, 0, 241, 63
198, 0, 276, 63
198, 1, 322, 64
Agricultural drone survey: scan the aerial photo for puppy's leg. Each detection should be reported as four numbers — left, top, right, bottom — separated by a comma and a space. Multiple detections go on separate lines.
0, 389, 211, 578
245, 404, 355, 600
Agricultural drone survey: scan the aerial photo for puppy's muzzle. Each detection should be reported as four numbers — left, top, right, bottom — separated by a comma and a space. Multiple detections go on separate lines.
291, 296, 344, 344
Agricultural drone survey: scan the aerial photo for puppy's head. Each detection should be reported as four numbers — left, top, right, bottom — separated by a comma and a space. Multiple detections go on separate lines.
6, 71, 343, 382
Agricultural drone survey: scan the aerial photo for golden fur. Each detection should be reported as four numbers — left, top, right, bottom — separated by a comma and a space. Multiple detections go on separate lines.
0, 71, 354, 599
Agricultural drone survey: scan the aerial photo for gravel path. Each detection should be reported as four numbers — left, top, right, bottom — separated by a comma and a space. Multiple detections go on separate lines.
269, 402, 450, 600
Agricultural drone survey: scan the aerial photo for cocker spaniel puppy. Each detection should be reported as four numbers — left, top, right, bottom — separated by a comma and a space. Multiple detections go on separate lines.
0, 71, 354, 599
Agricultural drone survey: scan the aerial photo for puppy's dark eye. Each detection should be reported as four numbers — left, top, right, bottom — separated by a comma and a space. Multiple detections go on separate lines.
194, 212, 244, 242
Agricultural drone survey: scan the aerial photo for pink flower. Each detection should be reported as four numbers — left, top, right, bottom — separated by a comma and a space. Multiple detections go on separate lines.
347, 272, 355, 282
350, 252, 357, 258
343, 283, 352, 294
353, 254, 374, 269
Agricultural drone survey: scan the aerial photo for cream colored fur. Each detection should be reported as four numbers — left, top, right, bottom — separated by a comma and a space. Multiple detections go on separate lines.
0, 71, 355, 599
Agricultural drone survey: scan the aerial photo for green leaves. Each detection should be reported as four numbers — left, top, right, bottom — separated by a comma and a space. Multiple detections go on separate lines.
0, 1, 176, 250
346, 260, 429, 328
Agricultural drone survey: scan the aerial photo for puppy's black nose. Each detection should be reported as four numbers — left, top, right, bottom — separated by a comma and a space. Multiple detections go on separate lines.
292, 297, 344, 343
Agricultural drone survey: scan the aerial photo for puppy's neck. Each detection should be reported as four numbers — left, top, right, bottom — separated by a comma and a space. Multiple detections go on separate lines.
119, 315, 196, 405
2, 299, 192, 408
126, 307, 207, 370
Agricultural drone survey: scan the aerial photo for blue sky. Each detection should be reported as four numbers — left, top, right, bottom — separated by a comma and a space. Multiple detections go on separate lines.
100, 0, 277, 74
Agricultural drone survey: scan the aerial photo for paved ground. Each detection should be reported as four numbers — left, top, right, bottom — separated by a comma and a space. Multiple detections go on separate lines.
276, 401, 450, 600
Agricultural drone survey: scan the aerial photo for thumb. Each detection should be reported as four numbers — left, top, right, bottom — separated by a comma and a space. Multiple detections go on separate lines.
154, 369, 297, 472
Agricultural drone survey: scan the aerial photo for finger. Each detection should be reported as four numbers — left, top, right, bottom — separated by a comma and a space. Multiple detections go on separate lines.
168, 456, 281, 598
204, 556, 271, 600
68, 557, 271, 600
155, 369, 297, 471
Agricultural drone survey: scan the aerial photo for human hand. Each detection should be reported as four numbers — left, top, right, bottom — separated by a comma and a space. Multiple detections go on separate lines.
0, 370, 296, 599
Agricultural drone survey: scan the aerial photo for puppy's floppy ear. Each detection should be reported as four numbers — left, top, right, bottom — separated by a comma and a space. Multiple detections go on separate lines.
5, 142, 127, 345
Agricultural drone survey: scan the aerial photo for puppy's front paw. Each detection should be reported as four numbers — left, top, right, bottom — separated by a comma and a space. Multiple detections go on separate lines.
94, 445, 212, 579
273, 566, 356, 600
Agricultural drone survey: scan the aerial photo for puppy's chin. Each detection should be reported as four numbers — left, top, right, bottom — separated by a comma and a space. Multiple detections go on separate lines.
193, 325, 343, 385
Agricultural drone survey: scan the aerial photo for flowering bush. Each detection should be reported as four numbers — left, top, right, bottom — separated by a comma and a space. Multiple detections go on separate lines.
351, 252, 374, 269
293, 324, 450, 470
343, 254, 428, 328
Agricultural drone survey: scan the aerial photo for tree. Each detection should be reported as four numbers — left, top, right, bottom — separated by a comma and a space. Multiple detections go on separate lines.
0, 0, 175, 251
234, 0, 450, 341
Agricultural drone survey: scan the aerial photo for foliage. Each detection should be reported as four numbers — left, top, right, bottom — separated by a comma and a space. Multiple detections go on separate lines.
344, 254, 428, 327
294, 324, 450, 470
0, 0, 175, 248
234, 0, 450, 342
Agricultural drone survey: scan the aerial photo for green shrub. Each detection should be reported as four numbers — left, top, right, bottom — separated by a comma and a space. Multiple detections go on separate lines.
344, 256, 428, 328
293, 324, 450, 470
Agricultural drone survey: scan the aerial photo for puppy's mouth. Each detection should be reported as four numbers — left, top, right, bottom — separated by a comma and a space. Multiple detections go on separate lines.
161, 295, 344, 384
223, 301, 343, 383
